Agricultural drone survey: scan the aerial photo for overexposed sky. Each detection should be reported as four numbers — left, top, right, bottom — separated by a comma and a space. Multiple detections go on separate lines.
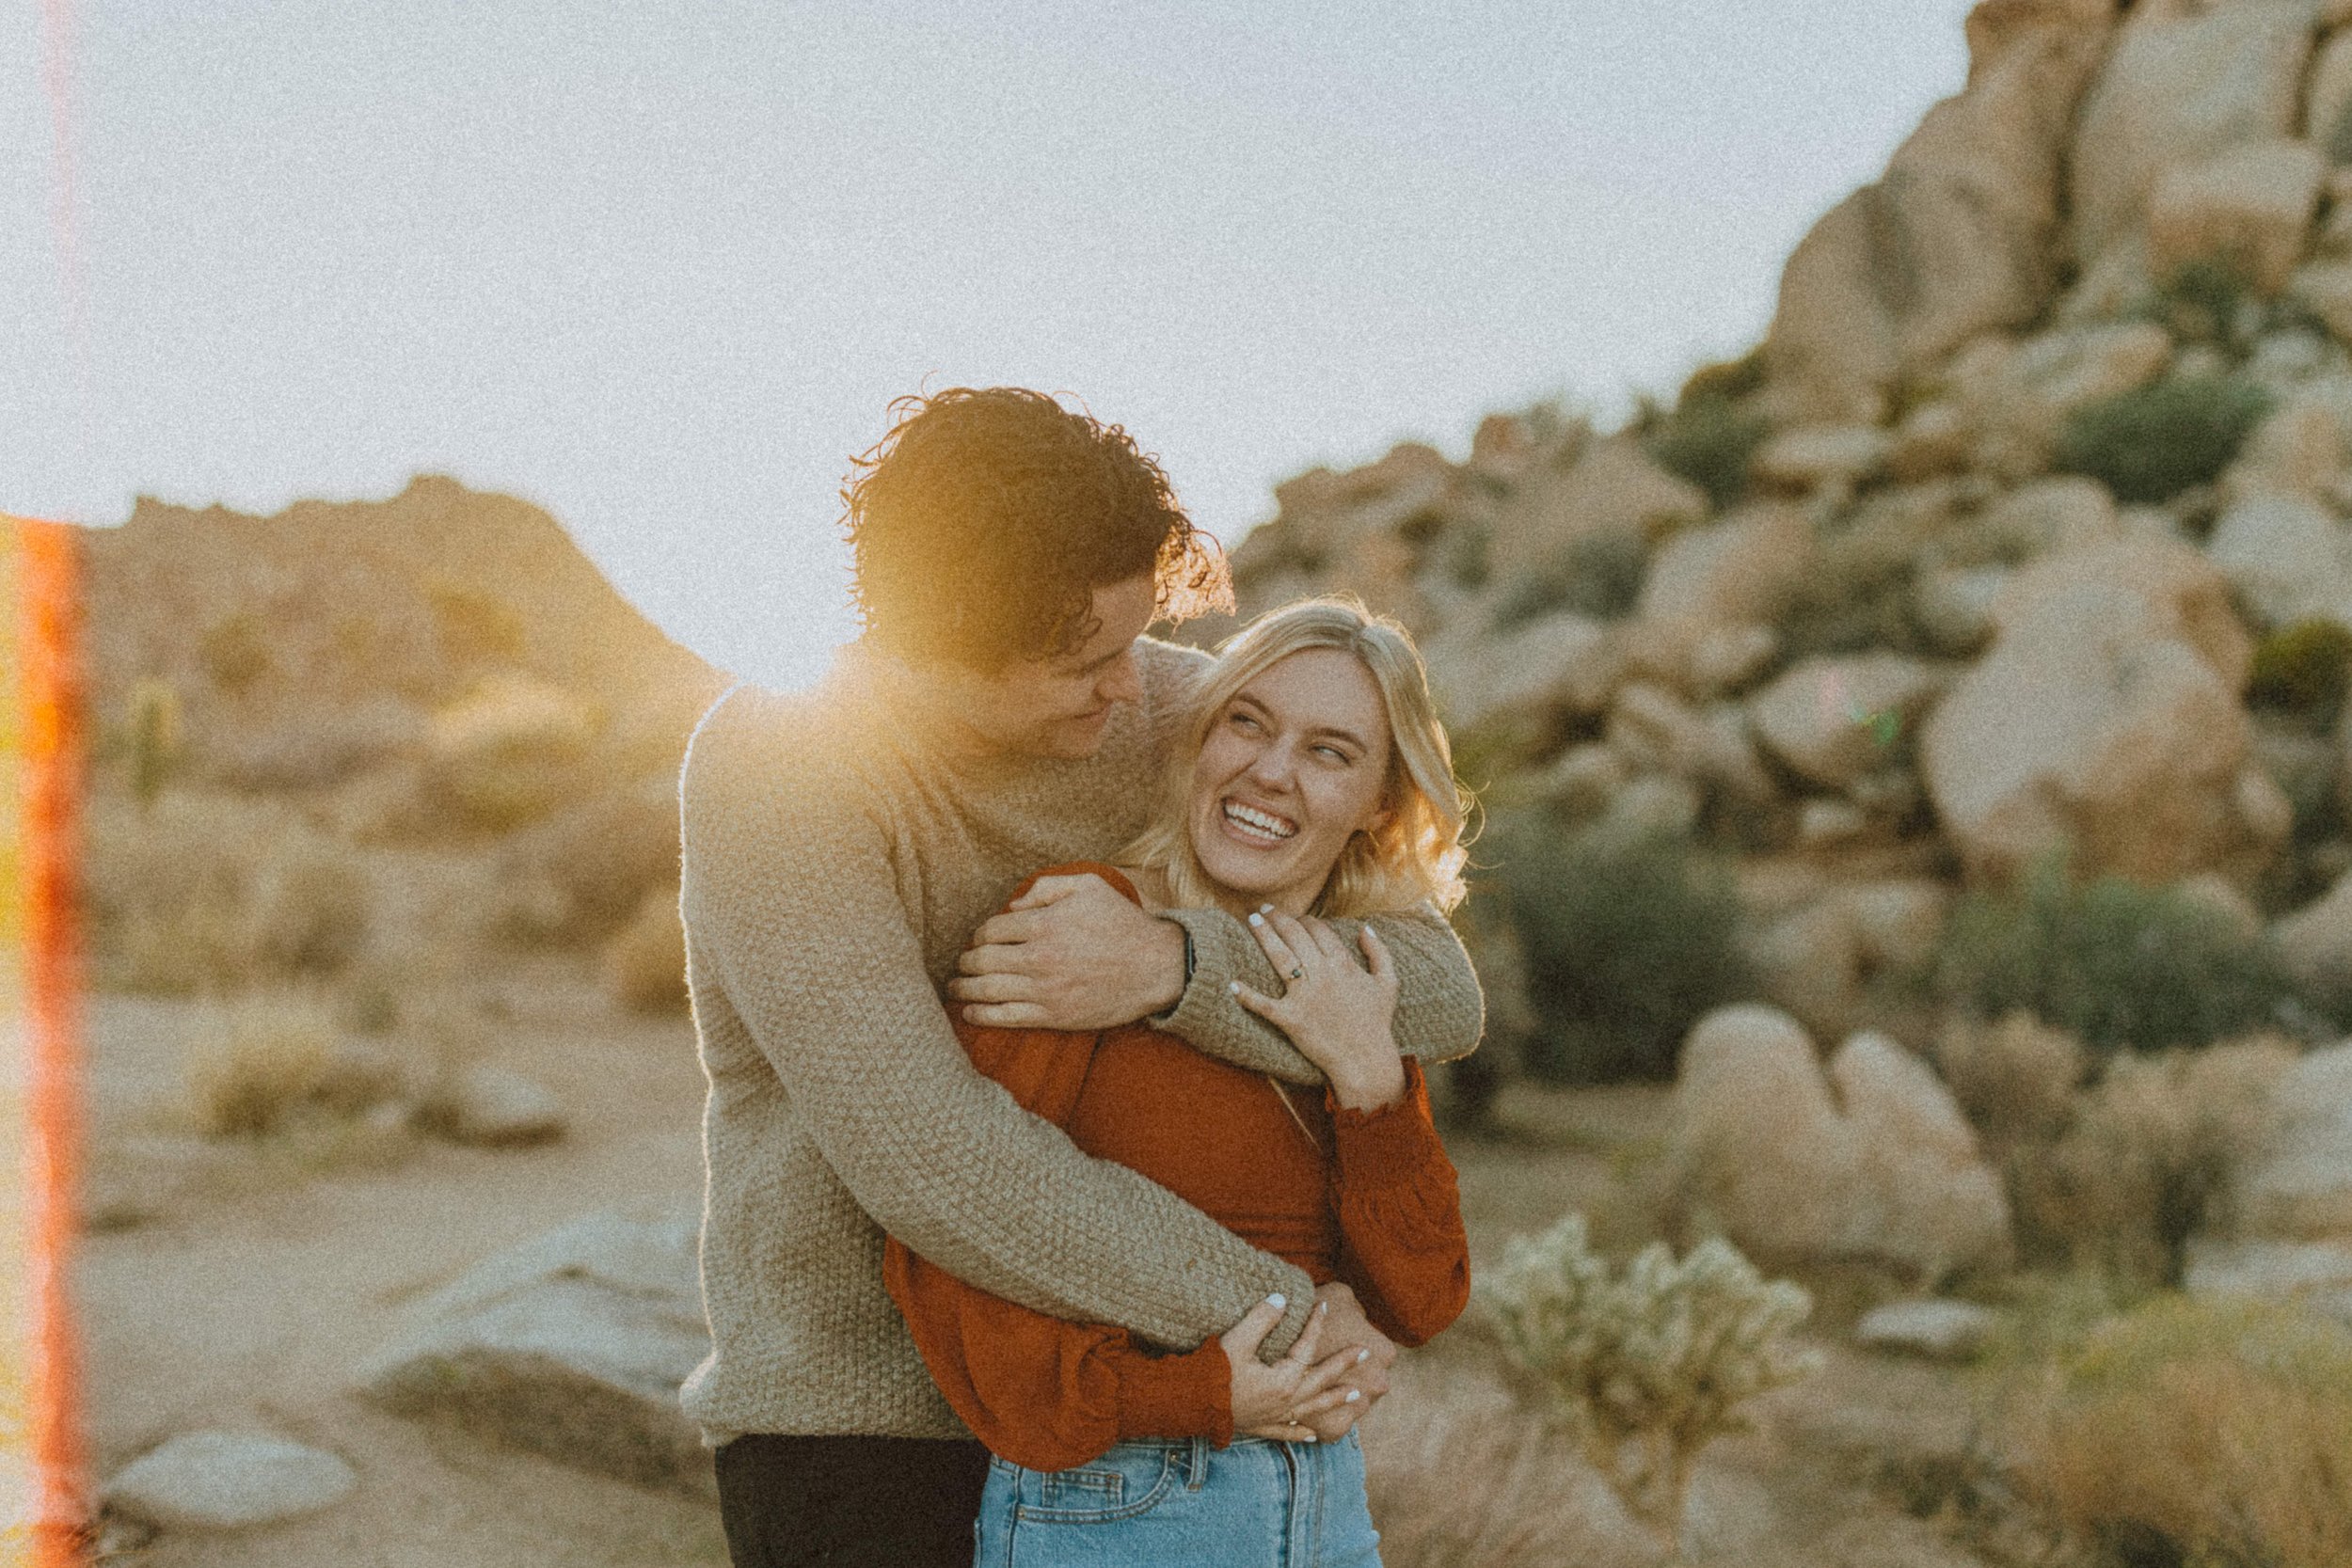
4, 1, 1978, 689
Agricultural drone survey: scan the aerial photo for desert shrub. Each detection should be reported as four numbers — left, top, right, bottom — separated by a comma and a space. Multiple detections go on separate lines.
605, 885, 688, 1013
498, 778, 680, 942
246, 845, 373, 977
2138, 257, 2260, 350
2025, 1296, 2352, 1568
1675, 349, 1767, 410
199, 610, 272, 694
1477, 1212, 1820, 1555
2015, 1039, 2296, 1289
2248, 617, 2352, 718
1493, 818, 1752, 1083
1645, 393, 1767, 511
1933, 1010, 2088, 1158
424, 672, 599, 832
1934, 855, 2312, 1056
122, 677, 184, 810
1363, 1371, 1651, 1568
184, 992, 366, 1138
2052, 374, 2274, 504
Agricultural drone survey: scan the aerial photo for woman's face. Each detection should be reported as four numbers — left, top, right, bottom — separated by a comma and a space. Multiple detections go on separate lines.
1187, 647, 1393, 916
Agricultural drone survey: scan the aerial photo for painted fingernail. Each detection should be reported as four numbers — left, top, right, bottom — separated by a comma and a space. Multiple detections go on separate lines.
1356, 1349, 1371, 1364
1345, 1389, 1360, 1403
1266, 1292, 1287, 1309
1260, 903, 1274, 913
1229, 980, 1242, 994
1248, 911, 1263, 927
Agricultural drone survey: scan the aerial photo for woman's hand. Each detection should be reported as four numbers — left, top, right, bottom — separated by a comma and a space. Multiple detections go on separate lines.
1220, 1296, 1368, 1443
1232, 910, 1407, 1110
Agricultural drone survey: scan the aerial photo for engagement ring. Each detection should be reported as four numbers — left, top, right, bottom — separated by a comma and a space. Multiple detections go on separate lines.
1289, 967, 1303, 979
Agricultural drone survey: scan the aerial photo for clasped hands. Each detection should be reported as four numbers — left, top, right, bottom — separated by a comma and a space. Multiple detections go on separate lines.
1222, 1281, 1396, 1443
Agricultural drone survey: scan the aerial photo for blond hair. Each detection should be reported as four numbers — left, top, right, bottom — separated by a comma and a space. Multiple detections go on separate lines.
1123, 597, 1470, 918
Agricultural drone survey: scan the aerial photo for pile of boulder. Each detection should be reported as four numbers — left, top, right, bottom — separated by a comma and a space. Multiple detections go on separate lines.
1185, 0, 2352, 1044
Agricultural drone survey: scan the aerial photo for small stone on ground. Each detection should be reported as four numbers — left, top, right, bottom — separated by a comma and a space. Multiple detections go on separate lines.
103, 1430, 357, 1530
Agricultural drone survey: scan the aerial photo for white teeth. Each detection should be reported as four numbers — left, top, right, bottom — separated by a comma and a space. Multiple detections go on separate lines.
1223, 800, 1296, 841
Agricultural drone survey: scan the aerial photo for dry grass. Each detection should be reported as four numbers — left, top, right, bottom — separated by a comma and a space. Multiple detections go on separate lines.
1933, 1011, 2084, 1157
1363, 1360, 1656, 1568
603, 885, 688, 1013
2023, 1296, 2352, 1568
183, 991, 395, 1139
424, 672, 600, 832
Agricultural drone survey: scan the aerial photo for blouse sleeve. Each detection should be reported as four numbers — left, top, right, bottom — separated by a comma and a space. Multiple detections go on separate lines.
1325, 1058, 1472, 1348
881, 865, 1238, 1473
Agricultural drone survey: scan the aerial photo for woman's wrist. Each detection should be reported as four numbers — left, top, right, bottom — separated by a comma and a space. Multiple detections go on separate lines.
1324, 1040, 1406, 1111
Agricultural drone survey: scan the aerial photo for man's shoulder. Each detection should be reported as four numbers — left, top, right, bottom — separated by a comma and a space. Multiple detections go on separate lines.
681, 680, 859, 815
1135, 635, 1211, 713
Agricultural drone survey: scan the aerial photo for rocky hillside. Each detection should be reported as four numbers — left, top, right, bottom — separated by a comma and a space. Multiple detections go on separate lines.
1184, 0, 2352, 1071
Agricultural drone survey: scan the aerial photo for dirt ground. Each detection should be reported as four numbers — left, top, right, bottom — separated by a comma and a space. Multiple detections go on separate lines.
74, 963, 2004, 1568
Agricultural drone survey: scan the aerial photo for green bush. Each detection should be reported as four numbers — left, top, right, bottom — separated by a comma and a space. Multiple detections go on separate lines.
1492, 816, 1753, 1083
2248, 618, 2352, 717
1935, 855, 2315, 1056
1645, 394, 1767, 512
2052, 375, 2274, 504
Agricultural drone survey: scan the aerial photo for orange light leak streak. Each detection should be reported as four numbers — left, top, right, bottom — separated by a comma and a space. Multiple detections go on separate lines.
15, 518, 86, 1564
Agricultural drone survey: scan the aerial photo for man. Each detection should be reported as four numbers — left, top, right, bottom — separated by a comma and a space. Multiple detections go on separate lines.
678, 387, 1485, 1568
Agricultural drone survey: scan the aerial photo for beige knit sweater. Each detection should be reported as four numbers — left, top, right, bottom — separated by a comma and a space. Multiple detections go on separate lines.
675, 635, 1485, 1443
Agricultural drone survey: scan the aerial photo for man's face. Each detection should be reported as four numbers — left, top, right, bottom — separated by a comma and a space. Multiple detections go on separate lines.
952, 573, 1157, 760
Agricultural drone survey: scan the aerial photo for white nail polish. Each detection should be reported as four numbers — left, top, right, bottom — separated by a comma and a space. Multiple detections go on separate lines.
1345, 1389, 1360, 1403
1229, 980, 1241, 994
1266, 1292, 1287, 1309
1247, 911, 1263, 927
1356, 1349, 1370, 1363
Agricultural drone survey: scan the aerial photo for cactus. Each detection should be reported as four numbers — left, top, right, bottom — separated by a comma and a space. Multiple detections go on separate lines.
1476, 1212, 1821, 1554
124, 677, 183, 812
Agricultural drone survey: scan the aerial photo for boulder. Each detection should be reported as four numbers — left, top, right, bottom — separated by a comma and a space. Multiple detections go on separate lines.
1425, 610, 1612, 734
1955, 325, 2174, 479
1978, 476, 2123, 557
423, 1065, 565, 1148
1670, 1006, 2012, 1282
1485, 436, 1707, 587
1273, 442, 1455, 565
1914, 562, 2011, 655
1853, 1299, 2002, 1361
2304, 27, 2352, 151
2146, 139, 2326, 295
2223, 391, 2350, 505
1922, 539, 2279, 883
355, 1206, 714, 1495
1762, 0, 2118, 422
2184, 1238, 2352, 1328
1746, 655, 1947, 790
103, 1431, 357, 1531
1886, 402, 1975, 483
2068, 2, 2312, 281
1688, 624, 1781, 697
2205, 495, 2352, 627
1606, 683, 1775, 800
1635, 502, 1816, 631
1746, 900, 1867, 1039
2274, 871, 2352, 994
2240, 1039, 2352, 1239
1839, 879, 1952, 976
1751, 425, 1891, 494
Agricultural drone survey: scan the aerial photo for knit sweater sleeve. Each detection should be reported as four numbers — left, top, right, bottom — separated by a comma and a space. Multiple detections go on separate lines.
679, 690, 1317, 1354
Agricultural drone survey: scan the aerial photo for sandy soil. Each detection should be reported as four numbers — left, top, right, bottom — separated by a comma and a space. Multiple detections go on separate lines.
76, 969, 2000, 1567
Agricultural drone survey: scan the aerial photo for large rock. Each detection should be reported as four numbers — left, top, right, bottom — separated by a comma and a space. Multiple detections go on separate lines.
1854, 1299, 2002, 1361
1670, 1006, 2012, 1282
2239, 1040, 2352, 1239
422, 1064, 565, 1148
1922, 539, 2281, 883
1270, 442, 1455, 566
1746, 655, 1947, 790
2068, 2, 2313, 286
1424, 610, 1612, 733
1762, 0, 2118, 422
1953, 325, 2173, 479
1606, 683, 1775, 800
1484, 436, 1707, 587
2307, 28, 2352, 152
2275, 872, 2352, 995
2223, 386, 2352, 505
103, 1431, 357, 1530
1635, 502, 1816, 632
2146, 139, 2326, 295
355, 1206, 714, 1495
2205, 495, 2352, 627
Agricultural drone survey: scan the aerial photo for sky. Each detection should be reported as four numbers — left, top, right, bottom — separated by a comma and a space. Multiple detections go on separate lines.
4, 0, 1979, 689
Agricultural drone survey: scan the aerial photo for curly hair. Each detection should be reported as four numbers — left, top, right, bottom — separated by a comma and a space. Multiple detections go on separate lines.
841, 388, 1232, 671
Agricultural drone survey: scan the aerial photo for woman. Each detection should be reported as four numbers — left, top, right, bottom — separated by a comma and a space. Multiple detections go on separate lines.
882, 597, 1474, 1567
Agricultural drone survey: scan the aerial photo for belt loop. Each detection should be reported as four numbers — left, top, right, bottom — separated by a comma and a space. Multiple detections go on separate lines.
1185, 1435, 1206, 1491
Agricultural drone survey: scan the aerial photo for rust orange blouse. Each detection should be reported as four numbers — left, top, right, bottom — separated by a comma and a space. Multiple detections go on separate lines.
881, 863, 1472, 1474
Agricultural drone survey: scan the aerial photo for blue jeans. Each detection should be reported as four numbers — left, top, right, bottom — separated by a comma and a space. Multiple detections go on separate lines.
973, 1433, 1382, 1567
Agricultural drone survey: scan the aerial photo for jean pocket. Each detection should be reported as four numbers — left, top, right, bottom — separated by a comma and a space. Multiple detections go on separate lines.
1016, 1441, 1182, 1524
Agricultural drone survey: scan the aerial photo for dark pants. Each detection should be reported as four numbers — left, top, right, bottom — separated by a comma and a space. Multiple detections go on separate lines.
714, 1433, 991, 1568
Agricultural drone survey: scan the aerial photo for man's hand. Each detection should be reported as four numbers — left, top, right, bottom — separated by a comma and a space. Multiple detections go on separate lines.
1295, 1281, 1395, 1441
949, 874, 1186, 1029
